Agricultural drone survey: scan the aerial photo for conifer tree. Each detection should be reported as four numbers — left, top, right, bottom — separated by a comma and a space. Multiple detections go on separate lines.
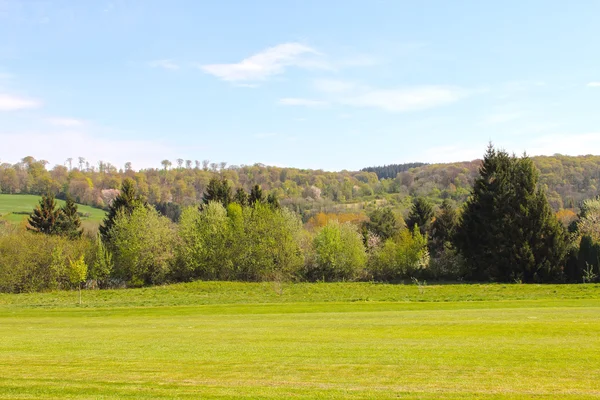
406, 197, 434, 235
267, 192, 280, 209
202, 178, 232, 207
249, 184, 264, 205
56, 194, 82, 239
365, 208, 401, 241
28, 193, 61, 234
234, 187, 249, 207
430, 199, 457, 254
455, 145, 568, 282
99, 179, 145, 242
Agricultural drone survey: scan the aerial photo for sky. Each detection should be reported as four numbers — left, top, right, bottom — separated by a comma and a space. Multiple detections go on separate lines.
1, 0, 600, 171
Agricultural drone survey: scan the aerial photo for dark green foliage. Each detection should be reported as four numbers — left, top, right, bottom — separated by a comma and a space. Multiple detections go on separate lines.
406, 197, 434, 234
202, 178, 232, 207
234, 188, 249, 207
267, 193, 280, 209
56, 195, 82, 239
361, 163, 428, 179
99, 179, 145, 242
28, 193, 61, 235
364, 208, 401, 241
249, 184, 264, 205
430, 199, 457, 255
455, 145, 568, 282
154, 202, 182, 223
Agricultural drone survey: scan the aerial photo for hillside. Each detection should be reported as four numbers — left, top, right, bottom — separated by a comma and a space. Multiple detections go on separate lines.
0, 194, 106, 225
2, 154, 600, 220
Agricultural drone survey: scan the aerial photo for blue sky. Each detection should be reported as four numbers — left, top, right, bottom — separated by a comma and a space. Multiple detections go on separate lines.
1, 0, 600, 171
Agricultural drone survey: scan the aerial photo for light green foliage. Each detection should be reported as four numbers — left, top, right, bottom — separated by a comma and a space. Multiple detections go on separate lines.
370, 226, 429, 281
68, 255, 87, 304
90, 236, 113, 286
109, 207, 176, 286
0, 283, 599, 399
576, 197, 600, 242
310, 221, 367, 281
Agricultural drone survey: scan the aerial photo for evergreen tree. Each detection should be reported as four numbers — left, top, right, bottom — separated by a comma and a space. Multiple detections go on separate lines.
202, 178, 232, 207
56, 194, 82, 239
406, 197, 434, 235
365, 208, 401, 241
267, 192, 280, 209
99, 179, 145, 242
430, 199, 457, 254
234, 187, 249, 207
249, 184, 264, 205
455, 145, 568, 282
28, 193, 61, 234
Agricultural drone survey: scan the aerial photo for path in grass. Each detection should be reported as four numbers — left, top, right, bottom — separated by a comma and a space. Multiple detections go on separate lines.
1, 283, 599, 399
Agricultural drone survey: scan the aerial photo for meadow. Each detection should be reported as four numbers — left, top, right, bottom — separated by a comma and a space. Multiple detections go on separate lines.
1, 282, 599, 399
0, 194, 105, 224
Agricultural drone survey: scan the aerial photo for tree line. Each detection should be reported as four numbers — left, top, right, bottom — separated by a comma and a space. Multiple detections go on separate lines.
0, 145, 599, 293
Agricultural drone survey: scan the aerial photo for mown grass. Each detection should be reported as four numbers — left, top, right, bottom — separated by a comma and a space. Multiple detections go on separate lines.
1, 282, 599, 399
0, 194, 105, 224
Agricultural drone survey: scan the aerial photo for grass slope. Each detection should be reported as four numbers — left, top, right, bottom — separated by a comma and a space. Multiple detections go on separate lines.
0, 194, 105, 224
1, 282, 599, 399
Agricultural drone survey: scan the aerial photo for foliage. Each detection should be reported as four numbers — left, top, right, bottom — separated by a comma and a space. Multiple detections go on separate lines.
369, 226, 429, 281
455, 145, 568, 282
109, 207, 176, 286
27, 193, 61, 235
308, 221, 367, 281
202, 178, 232, 207
406, 197, 434, 234
90, 235, 113, 287
56, 195, 82, 239
99, 179, 146, 243
364, 207, 402, 241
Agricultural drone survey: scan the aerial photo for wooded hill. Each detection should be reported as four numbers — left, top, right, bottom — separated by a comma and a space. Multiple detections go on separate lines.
1, 154, 599, 220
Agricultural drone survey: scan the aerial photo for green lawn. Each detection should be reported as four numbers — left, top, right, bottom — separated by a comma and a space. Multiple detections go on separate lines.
0, 194, 105, 224
1, 282, 599, 399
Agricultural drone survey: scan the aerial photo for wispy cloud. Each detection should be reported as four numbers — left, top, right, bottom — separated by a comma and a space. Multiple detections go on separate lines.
278, 98, 329, 107
149, 59, 180, 71
313, 79, 356, 93
0, 93, 41, 111
339, 85, 466, 112
199, 42, 324, 82
587, 82, 600, 87
47, 117, 86, 127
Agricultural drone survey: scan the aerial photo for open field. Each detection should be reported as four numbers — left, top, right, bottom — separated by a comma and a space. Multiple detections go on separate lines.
1, 282, 599, 399
0, 194, 105, 225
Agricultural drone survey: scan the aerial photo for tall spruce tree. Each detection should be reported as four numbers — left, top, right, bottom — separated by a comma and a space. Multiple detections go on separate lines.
56, 194, 82, 239
430, 199, 457, 254
249, 184, 264, 205
28, 193, 61, 234
202, 178, 232, 207
365, 208, 401, 241
234, 187, 249, 207
406, 197, 434, 235
455, 145, 567, 282
99, 179, 145, 242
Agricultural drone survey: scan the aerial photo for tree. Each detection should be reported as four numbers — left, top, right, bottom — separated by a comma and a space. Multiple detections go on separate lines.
56, 194, 82, 239
406, 197, 434, 234
369, 226, 429, 281
364, 208, 402, 241
249, 184, 264, 205
234, 187, 249, 206
267, 193, 280, 209
89, 235, 113, 287
310, 221, 367, 281
430, 199, 457, 254
99, 179, 145, 242
28, 193, 61, 235
202, 178, 232, 207
68, 255, 87, 304
455, 145, 568, 282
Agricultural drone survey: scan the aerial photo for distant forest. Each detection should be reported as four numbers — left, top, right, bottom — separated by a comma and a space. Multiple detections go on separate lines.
1, 154, 600, 221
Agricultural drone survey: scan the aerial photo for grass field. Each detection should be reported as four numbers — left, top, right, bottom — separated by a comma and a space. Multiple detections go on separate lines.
1, 282, 599, 399
0, 194, 105, 224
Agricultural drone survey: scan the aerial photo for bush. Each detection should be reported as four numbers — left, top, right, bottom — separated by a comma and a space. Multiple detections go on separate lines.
307, 221, 367, 281
369, 226, 429, 281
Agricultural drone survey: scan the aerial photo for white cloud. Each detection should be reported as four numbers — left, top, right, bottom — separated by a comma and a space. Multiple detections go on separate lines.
149, 59, 180, 71
278, 98, 329, 107
587, 82, 600, 87
47, 117, 86, 127
0, 93, 41, 111
340, 85, 465, 112
200, 42, 323, 82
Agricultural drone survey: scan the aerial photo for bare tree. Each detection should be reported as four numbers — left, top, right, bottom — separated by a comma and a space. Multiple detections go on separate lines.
161, 160, 172, 171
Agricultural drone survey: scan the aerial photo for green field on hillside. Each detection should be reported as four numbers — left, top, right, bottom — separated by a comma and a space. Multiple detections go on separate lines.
1, 282, 599, 399
0, 194, 105, 224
